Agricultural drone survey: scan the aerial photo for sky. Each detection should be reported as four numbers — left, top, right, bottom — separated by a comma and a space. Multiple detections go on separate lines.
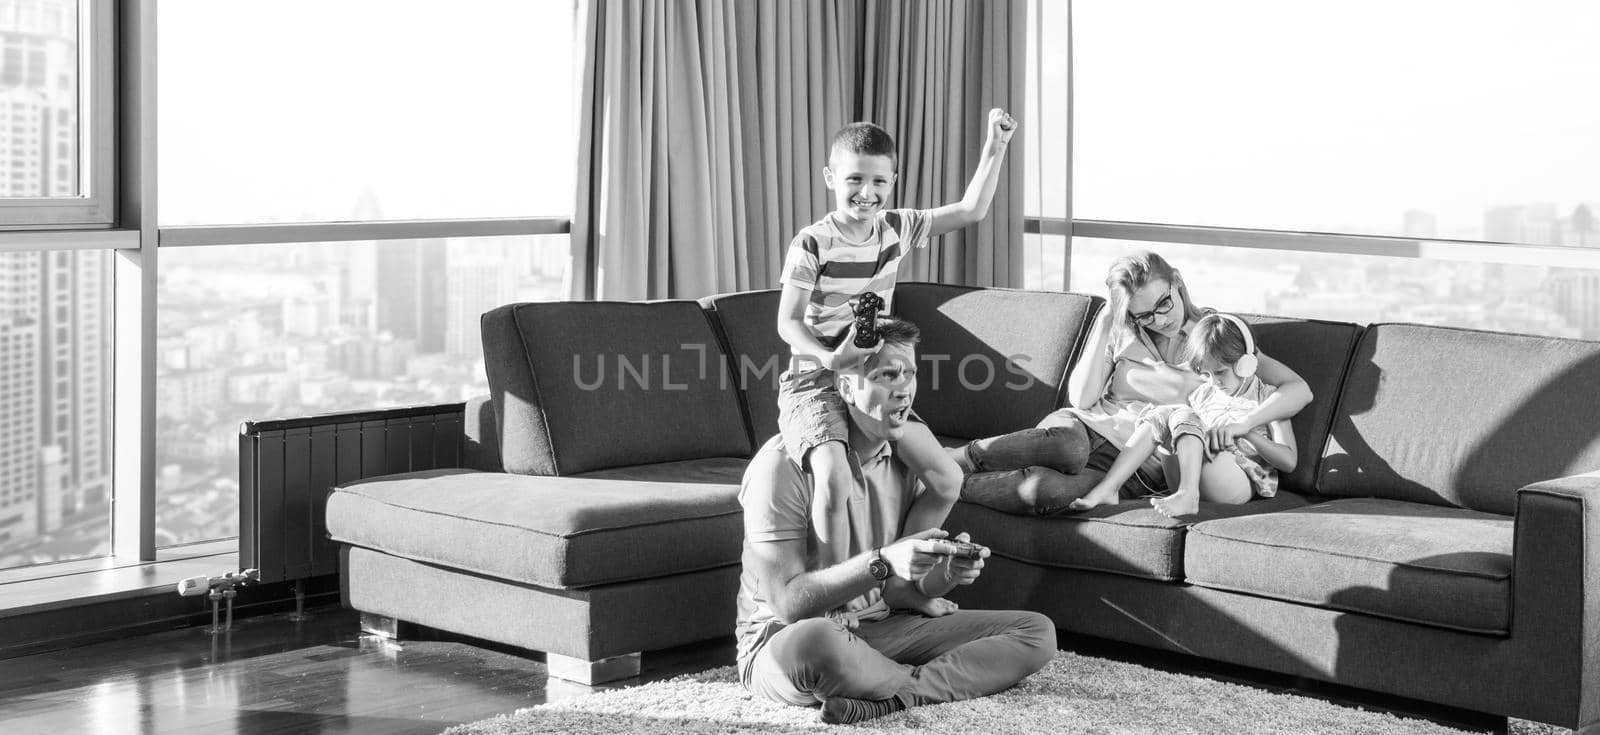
1070, 0, 1600, 236
156, 0, 576, 225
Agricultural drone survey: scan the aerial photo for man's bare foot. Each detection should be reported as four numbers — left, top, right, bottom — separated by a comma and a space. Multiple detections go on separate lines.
1152, 489, 1199, 517
907, 595, 958, 617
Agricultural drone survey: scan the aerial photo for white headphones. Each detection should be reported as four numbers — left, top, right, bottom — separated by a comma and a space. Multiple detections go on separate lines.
1213, 313, 1258, 378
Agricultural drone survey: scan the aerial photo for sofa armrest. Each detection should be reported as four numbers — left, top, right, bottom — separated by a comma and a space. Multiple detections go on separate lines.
1513, 470, 1600, 732
462, 394, 502, 472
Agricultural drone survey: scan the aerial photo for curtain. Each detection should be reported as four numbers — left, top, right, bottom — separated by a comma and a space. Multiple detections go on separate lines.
570, 0, 1025, 301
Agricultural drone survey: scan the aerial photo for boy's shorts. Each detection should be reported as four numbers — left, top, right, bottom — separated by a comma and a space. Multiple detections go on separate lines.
777, 365, 848, 469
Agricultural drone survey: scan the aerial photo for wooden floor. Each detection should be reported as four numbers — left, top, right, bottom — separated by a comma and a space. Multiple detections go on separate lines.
0, 604, 735, 734
0, 603, 1522, 735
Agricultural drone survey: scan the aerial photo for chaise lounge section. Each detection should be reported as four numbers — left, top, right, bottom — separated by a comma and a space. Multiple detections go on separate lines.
320, 282, 1599, 731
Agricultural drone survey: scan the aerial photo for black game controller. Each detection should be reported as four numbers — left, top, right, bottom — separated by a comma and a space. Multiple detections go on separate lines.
943, 540, 986, 560
852, 292, 885, 348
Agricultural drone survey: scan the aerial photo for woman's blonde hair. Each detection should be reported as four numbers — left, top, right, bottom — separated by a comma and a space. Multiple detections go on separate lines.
1104, 250, 1207, 347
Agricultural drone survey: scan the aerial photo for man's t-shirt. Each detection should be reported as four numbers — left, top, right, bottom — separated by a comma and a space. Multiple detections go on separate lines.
734, 435, 925, 672
778, 208, 933, 346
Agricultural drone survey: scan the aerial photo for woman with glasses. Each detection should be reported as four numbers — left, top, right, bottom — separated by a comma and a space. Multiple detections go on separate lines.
949, 250, 1312, 515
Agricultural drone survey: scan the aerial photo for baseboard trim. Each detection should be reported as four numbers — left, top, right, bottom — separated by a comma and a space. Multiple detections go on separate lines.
0, 574, 341, 660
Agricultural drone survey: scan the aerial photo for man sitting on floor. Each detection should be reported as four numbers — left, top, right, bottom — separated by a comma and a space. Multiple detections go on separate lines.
734, 315, 1057, 724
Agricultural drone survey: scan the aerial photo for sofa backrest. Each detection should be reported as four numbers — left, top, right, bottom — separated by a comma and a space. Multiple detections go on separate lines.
480, 301, 753, 476
700, 289, 786, 446
893, 283, 1100, 440
1240, 314, 1363, 496
1317, 323, 1600, 515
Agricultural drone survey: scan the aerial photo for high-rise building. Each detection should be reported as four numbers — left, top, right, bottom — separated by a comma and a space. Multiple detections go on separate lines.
0, 0, 77, 199
1484, 203, 1560, 246
39, 250, 111, 523
0, 252, 42, 546
375, 239, 447, 354
341, 190, 384, 333
446, 249, 515, 357
1551, 270, 1600, 340
1, 0, 110, 552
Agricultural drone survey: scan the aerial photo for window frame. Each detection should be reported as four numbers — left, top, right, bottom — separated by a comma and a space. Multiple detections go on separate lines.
0, 0, 117, 229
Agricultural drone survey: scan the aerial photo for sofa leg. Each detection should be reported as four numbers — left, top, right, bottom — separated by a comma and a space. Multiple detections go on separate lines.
359, 612, 410, 640
547, 651, 642, 685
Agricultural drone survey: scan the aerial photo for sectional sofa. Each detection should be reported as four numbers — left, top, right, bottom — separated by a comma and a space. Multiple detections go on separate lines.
322, 282, 1599, 732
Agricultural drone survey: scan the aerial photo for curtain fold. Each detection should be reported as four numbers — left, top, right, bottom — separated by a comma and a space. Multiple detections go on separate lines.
572, 0, 1025, 301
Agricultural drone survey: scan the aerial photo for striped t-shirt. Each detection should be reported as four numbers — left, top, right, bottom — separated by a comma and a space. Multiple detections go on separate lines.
778, 208, 933, 347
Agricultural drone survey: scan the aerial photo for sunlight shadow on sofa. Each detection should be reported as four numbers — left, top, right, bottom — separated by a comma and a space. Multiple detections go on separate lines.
1451, 348, 1600, 511
1328, 549, 1566, 729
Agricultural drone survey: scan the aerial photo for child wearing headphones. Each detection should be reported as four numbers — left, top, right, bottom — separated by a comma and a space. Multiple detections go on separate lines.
1067, 312, 1299, 518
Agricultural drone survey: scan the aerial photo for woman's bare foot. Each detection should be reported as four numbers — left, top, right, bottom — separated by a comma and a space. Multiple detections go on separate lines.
1152, 489, 1199, 517
1066, 486, 1119, 511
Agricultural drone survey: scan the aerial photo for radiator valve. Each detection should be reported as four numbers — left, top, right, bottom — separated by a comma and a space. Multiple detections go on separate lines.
176, 568, 260, 633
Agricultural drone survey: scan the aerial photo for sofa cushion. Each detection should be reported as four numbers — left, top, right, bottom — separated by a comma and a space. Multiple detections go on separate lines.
576, 457, 749, 484
1184, 497, 1512, 634
1318, 323, 1600, 514
326, 467, 743, 589
700, 290, 786, 447
945, 492, 1313, 582
893, 283, 1100, 440
481, 300, 753, 476
1241, 315, 1361, 496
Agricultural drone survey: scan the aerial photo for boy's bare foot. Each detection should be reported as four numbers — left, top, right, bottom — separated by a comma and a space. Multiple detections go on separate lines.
907, 595, 958, 618
1152, 489, 1199, 518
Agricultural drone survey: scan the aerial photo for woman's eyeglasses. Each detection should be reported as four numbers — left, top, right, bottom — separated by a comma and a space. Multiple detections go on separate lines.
1128, 289, 1175, 326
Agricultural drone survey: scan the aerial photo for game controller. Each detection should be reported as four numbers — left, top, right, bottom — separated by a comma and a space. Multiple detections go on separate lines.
943, 540, 986, 560
852, 292, 885, 348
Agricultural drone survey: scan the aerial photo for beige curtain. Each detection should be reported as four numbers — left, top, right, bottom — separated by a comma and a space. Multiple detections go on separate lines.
570, 0, 1025, 301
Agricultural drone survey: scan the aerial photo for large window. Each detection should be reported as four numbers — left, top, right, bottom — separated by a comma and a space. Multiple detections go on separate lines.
1, 1, 577, 574
1023, 1, 1600, 341
151, 0, 578, 550
0, 0, 114, 226
154, 235, 567, 546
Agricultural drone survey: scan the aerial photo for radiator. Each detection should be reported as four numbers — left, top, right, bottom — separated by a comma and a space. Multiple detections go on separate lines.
239, 403, 467, 584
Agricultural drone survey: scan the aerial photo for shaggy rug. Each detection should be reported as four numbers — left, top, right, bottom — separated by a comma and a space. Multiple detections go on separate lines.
442, 650, 1573, 734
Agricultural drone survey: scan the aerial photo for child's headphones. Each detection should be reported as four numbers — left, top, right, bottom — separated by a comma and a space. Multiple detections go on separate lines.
1214, 313, 1259, 378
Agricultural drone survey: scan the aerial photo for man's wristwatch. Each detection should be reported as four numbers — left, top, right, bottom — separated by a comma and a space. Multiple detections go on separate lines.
867, 547, 892, 584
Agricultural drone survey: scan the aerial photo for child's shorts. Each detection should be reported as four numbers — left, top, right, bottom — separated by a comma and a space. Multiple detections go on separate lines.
777, 366, 848, 469
1137, 404, 1206, 452
1137, 404, 1278, 498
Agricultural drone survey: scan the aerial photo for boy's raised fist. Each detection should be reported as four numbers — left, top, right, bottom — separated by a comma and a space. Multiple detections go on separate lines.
989, 107, 1018, 141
